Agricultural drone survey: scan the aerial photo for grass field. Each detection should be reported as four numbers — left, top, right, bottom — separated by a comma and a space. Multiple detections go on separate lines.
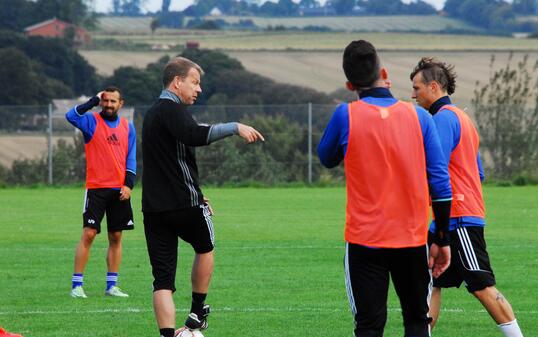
0, 186, 537, 336
96, 16, 476, 34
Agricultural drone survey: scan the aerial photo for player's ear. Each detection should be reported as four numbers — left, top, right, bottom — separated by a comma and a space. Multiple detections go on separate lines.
380, 67, 388, 81
346, 81, 355, 92
430, 80, 439, 92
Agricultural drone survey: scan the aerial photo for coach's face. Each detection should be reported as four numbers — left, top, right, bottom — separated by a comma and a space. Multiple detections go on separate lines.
411, 71, 436, 110
100, 91, 123, 118
176, 67, 202, 105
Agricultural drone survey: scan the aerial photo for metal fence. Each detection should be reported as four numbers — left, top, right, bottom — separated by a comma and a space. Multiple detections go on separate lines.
0, 103, 342, 185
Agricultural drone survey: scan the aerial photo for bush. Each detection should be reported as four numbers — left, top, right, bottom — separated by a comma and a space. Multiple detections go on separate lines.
4, 135, 85, 186
473, 54, 538, 180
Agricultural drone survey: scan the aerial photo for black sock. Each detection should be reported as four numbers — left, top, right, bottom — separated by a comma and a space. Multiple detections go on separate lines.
191, 292, 207, 316
159, 328, 175, 337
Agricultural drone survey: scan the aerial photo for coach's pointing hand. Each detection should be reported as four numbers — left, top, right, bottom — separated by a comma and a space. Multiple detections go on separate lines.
238, 123, 265, 143
429, 244, 451, 278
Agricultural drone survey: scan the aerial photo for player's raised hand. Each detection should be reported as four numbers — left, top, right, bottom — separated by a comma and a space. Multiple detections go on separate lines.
429, 243, 451, 278
237, 123, 265, 143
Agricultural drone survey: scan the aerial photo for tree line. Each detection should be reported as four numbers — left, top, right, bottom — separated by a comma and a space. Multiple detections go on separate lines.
0, 0, 95, 31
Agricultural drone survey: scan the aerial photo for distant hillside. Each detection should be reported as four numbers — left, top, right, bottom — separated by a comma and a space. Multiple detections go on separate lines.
96, 15, 479, 34
188, 15, 479, 32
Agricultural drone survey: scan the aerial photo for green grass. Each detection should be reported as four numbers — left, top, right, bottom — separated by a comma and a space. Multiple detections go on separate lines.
0, 186, 537, 336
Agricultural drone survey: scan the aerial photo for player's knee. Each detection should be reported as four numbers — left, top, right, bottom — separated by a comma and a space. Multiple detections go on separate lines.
193, 242, 214, 255
108, 231, 122, 245
153, 278, 176, 293
472, 285, 495, 299
82, 228, 98, 244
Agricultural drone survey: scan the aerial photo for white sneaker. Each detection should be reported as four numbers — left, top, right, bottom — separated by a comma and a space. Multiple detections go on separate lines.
105, 286, 129, 297
71, 286, 87, 298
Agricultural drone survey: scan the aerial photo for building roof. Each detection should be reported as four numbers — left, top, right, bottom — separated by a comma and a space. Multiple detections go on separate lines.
24, 18, 62, 32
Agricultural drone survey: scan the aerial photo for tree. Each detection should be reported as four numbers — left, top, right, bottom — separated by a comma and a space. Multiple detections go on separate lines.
299, 0, 321, 9
22, 36, 99, 95
443, 0, 517, 31
113, 0, 121, 14
157, 11, 184, 28
0, 0, 35, 31
161, 0, 171, 13
33, 0, 89, 26
0, 48, 41, 105
0, 47, 72, 106
121, 0, 144, 16
472, 55, 538, 179
150, 17, 160, 34
331, 0, 356, 15
443, 0, 465, 15
258, 0, 299, 16
405, 0, 437, 15
512, 0, 536, 14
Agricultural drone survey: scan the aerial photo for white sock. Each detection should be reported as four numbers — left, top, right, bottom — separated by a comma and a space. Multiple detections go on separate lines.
498, 319, 524, 337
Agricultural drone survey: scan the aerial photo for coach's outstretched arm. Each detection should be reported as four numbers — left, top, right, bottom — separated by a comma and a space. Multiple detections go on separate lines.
162, 107, 264, 147
206, 122, 264, 144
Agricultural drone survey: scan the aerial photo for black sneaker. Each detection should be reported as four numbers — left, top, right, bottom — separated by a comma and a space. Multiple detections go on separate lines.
185, 304, 210, 330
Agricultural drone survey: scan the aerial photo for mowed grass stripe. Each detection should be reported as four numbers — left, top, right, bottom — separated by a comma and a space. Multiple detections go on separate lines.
0, 186, 536, 337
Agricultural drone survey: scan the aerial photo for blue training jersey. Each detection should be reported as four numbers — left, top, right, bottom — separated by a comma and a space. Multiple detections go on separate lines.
428, 96, 485, 231
317, 88, 452, 202
65, 106, 137, 177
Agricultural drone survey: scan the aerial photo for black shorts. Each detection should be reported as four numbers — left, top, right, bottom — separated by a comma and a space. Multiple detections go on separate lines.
345, 243, 431, 337
429, 226, 496, 293
144, 204, 215, 292
82, 188, 134, 234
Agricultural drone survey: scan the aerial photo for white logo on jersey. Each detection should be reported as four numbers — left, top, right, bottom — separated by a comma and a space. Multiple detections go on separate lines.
127, 220, 134, 226
87, 219, 95, 224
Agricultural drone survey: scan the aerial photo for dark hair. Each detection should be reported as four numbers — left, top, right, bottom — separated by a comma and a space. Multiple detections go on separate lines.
162, 57, 204, 88
342, 40, 381, 89
410, 57, 457, 95
103, 86, 123, 100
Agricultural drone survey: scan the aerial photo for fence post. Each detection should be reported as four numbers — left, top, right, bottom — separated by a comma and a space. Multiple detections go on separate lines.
48, 103, 53, 185
308, 102, 312, 184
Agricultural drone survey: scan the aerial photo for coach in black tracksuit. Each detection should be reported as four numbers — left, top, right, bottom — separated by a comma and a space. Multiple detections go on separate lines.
142, 56, 264, 337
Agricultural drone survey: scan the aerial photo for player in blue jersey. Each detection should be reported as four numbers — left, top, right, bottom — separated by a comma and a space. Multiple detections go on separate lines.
65, 87, 137, 298
410, 57, 524, 337
318, 40, 452, 337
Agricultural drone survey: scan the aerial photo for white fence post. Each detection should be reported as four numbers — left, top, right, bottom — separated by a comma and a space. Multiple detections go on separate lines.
48, 103, 53, 185
308, 102, 312, 184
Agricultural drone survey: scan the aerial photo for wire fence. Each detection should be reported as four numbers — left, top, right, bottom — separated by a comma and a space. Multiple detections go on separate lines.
0, 103, 344, 186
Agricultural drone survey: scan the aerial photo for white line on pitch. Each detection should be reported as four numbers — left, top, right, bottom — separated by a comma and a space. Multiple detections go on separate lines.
1, 307, 537, 316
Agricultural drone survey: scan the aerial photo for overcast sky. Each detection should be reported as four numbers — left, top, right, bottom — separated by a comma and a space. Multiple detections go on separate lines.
90, 0, 448, 13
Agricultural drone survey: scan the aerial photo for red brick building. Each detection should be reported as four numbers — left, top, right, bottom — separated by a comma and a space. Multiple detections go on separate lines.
24, 18, 91, 45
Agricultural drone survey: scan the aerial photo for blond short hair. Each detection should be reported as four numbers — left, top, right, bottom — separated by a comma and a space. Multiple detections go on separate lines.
162, 57, 204, 88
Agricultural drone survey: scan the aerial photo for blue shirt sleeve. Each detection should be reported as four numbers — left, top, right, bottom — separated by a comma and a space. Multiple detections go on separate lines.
126, 122, 137, 175
317, 103, 349, 168
65, 106, 96, 143
416, 106, 452, 200
477, 152, 485, 182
